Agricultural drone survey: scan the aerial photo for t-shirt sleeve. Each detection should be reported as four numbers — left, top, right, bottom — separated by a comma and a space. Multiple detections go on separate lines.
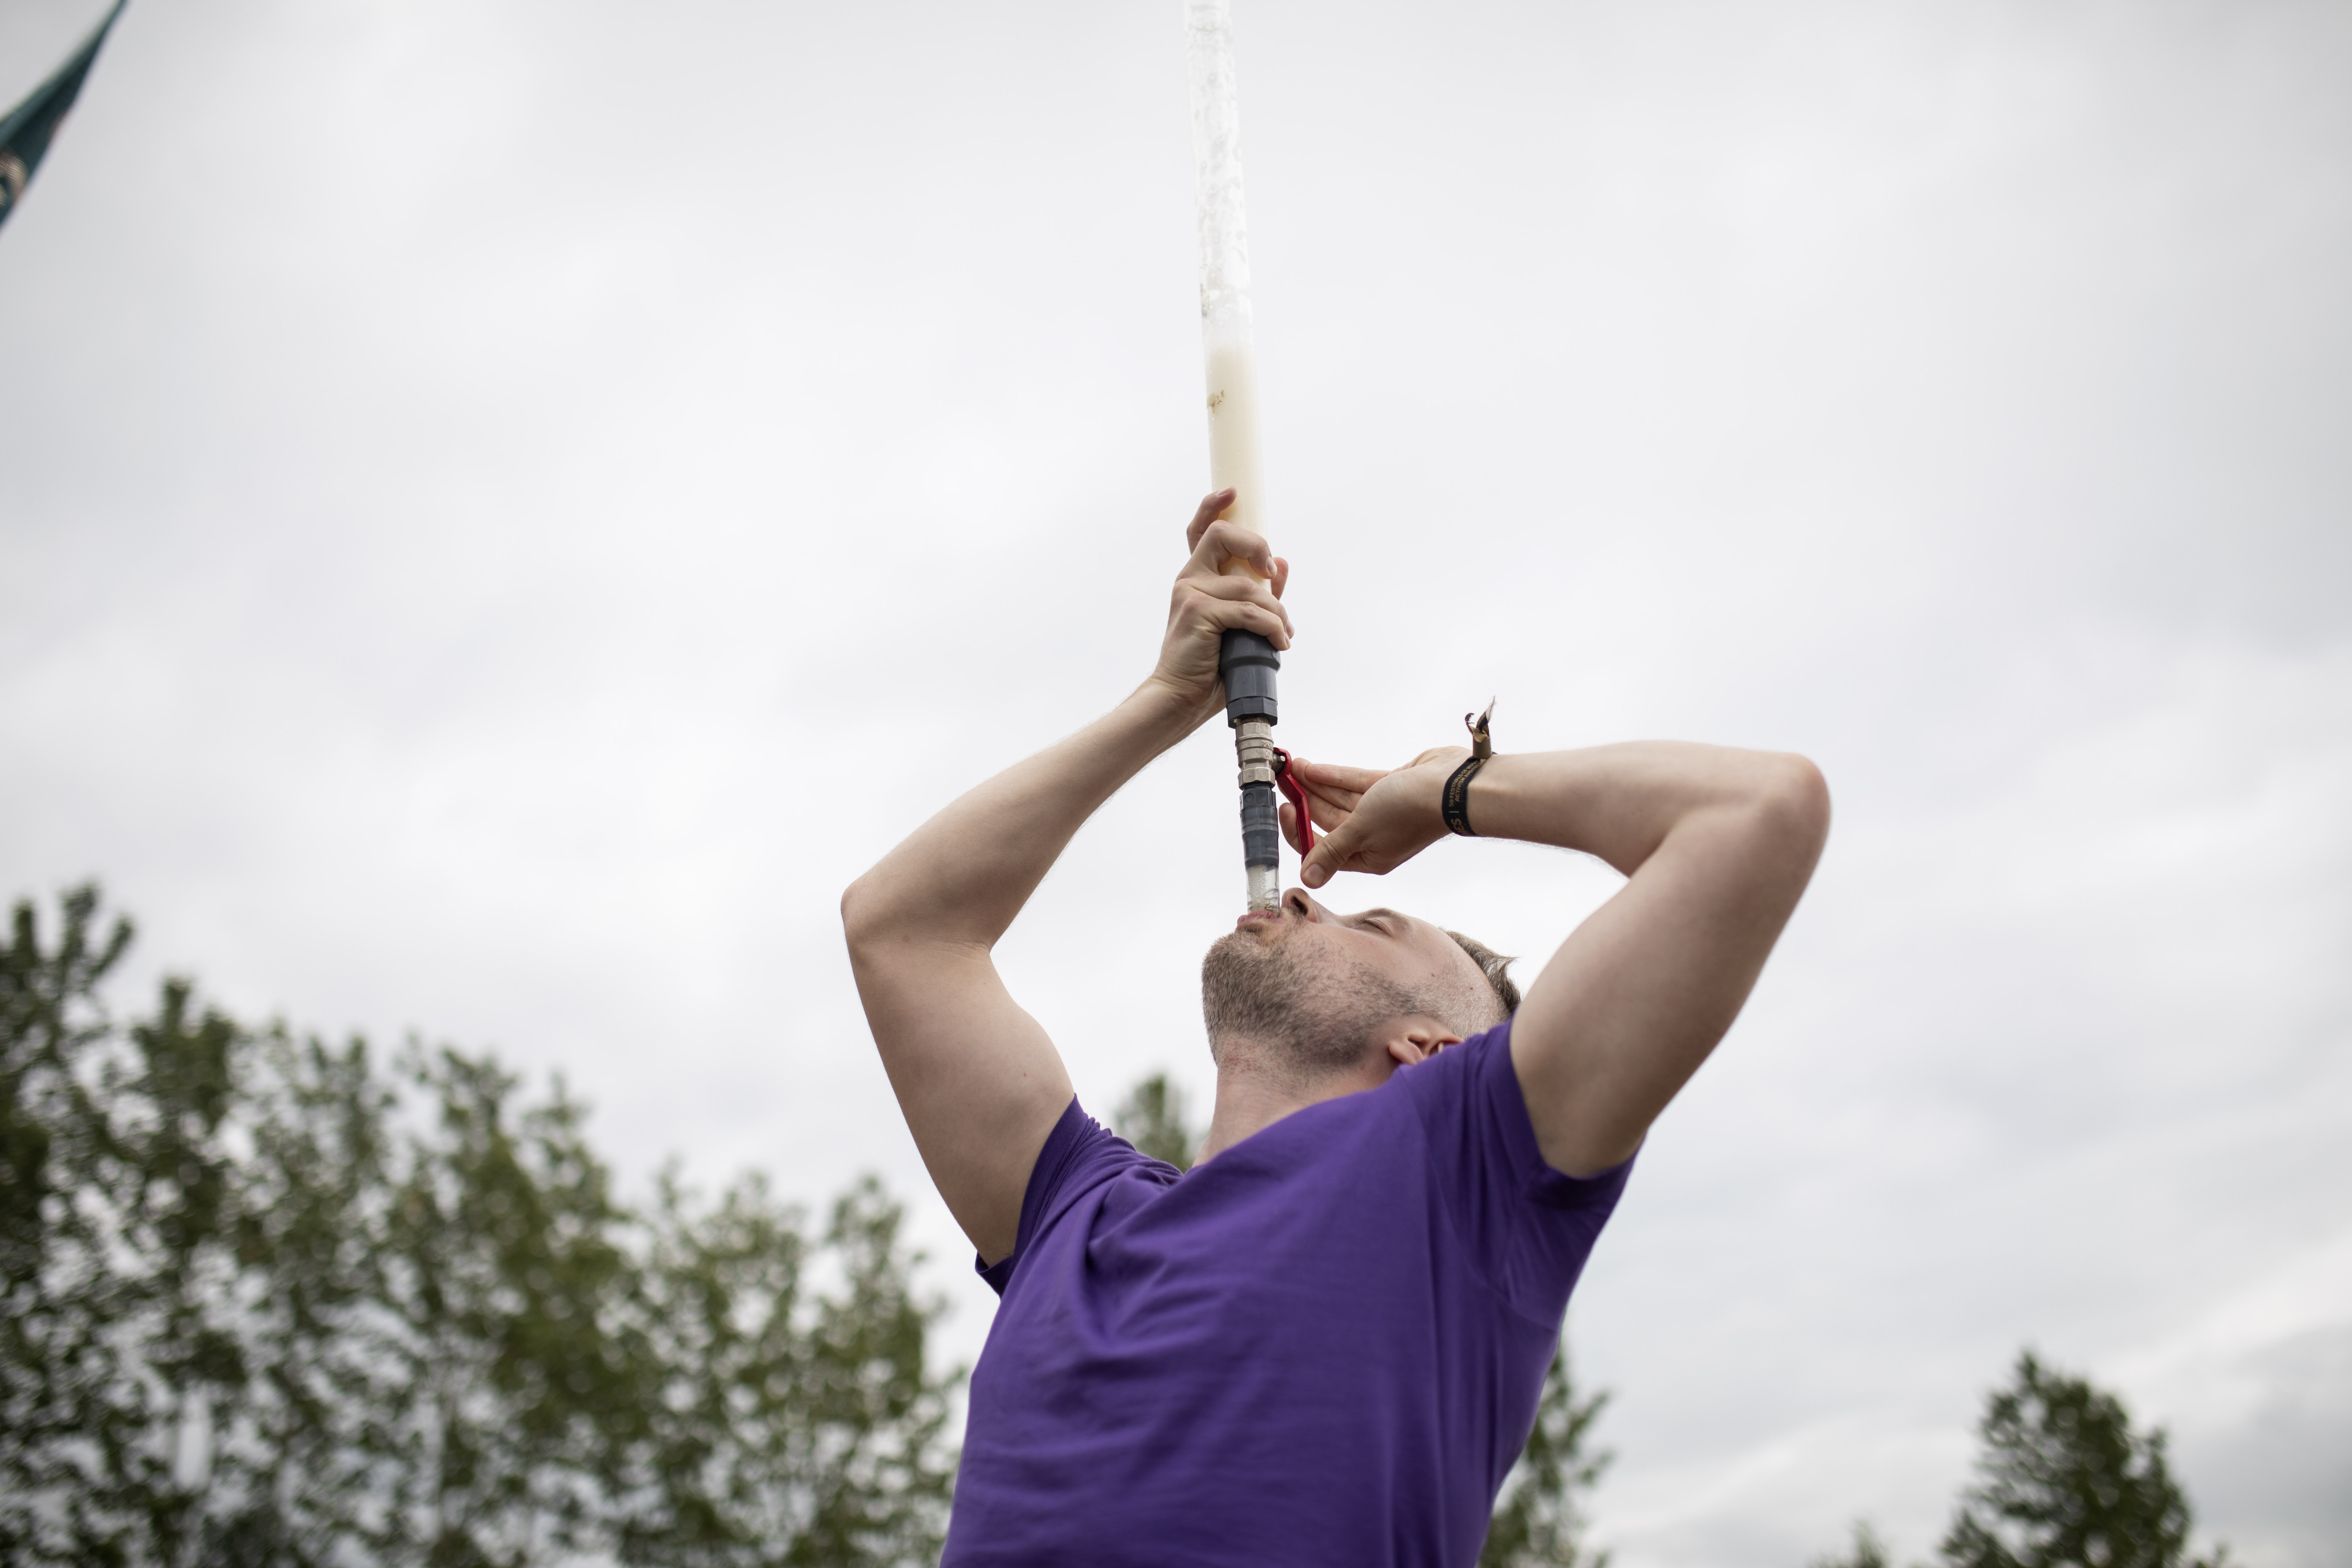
1400, 1019, 1633, 1325
974, 1097, 1175, 1297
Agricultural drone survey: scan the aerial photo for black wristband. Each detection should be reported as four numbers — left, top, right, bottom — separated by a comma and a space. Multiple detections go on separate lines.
1443, 699, 1497, 836
1442, 755, 1486, 836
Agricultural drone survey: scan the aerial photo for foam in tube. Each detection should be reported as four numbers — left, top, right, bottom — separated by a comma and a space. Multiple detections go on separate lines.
1186, 0, 1266, 536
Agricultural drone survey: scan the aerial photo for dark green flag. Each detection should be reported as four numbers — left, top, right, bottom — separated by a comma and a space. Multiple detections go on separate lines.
0, 0, 129, 233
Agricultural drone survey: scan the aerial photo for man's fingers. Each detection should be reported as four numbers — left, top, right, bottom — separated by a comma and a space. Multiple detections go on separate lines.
1299, 821, 1354, 889
1277, 757, 1362, 819
1184, 572, 1295, 641
1304, 787, 1358, 822
1184, 489, 1236, 553
1186, 518, 1277, 584
1282, 788, 1350, 849
1299, 805, 1371, 888
1184, 590, 1291, 650
1296, 758, 1386, 794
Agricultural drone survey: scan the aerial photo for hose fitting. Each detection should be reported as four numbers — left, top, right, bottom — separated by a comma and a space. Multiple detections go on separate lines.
1220, 628, 1281, 909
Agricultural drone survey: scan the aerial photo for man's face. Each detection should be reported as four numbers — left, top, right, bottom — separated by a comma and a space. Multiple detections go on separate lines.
1199, 889, 1502, 1077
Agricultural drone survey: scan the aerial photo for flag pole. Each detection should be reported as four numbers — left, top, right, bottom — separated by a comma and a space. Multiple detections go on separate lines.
0, 0, 131, 233
1186, 0, 1283, 912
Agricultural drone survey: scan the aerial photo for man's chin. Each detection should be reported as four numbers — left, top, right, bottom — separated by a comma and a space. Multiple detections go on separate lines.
1202, 924, 1290, 990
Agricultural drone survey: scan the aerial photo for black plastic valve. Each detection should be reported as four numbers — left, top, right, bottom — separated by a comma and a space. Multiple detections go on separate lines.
1218, 628, 1280, 727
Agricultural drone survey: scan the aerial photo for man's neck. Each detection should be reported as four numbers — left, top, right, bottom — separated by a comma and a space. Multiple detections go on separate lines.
1195, 1044, 1392, 1165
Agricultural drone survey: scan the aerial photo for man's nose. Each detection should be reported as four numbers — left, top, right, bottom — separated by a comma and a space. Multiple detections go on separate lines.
1281, 888, 1324, 922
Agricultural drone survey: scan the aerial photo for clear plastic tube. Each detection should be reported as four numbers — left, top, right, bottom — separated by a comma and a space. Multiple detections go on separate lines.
1188, 0, 1282, 912
1185, 0, 1267, 538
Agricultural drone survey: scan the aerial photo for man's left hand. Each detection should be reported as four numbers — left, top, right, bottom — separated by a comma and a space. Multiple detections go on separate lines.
1284, 747, 1465, 888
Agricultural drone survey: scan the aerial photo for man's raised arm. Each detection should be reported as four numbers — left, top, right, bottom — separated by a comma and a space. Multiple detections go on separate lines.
841, 491, 1292, 1263
1292, 741, 1829, 1179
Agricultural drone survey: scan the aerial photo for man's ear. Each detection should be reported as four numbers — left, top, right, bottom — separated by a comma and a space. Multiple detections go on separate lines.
1386, 1026, 1463, 1068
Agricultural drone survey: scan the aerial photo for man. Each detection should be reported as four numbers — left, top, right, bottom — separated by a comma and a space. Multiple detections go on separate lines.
842, 491, 1829, 1566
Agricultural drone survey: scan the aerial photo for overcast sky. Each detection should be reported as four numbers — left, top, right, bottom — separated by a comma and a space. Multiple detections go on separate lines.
3, 0, 2346, 1562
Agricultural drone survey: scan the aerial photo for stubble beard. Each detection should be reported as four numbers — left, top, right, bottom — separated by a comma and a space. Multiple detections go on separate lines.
1199, 925, 1438, 1081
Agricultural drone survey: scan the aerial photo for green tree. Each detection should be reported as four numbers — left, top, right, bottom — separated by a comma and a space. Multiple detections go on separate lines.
1811, 1353, 2236, 1568
0, 886, 959, 1567
1481, 1343, 1612, 1568
1112, 1071, 1198, 1170
1812, 1521, 1893, 1568
216, 1024, 405, 1563
619, 1171, 957, 1566
109, 978, 252, 1563
365, 1046, 653, 1564
0, 884, 143, 1560
1938, 1352, 2232, 1568
2, 892, 282, 1563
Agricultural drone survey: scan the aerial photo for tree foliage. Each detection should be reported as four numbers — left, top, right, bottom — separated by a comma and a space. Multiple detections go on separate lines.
1812, 1353, 2234, 1568
0, 886, 957, 1567
1114, 1068, 1612, 1568
1480, 1343, 1613, 1568
1111, 1071, 1198, 1172
1812, 1521, 1893, 1568
1939, 1352, 2231, 1568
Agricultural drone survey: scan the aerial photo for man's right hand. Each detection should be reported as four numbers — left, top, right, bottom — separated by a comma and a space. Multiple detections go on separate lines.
1142, 488, 1294, 727
846, 488, 1299, 1264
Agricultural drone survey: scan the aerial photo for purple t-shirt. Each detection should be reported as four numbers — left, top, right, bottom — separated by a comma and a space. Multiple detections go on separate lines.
943, 1020, 1632, 1568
